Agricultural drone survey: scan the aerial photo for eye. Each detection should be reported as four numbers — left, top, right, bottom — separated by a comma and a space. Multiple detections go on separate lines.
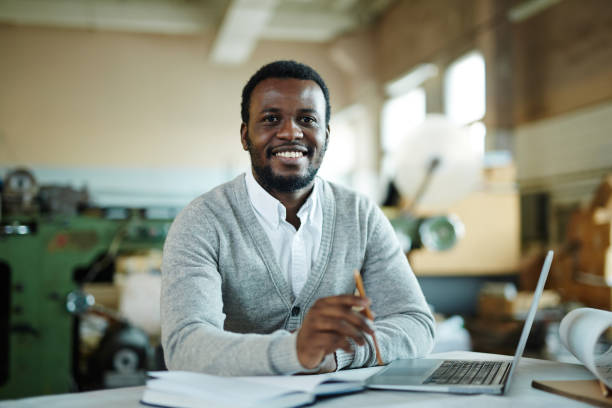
262, 115, 279, 123
300, 116, 317, 125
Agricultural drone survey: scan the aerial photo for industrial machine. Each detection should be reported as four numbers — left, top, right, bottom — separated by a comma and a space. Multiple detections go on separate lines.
0, 168, 173, 398
385, 115, 482, 253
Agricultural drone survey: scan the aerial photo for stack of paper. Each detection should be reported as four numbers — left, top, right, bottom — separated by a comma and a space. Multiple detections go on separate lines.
532, 308, 612, 406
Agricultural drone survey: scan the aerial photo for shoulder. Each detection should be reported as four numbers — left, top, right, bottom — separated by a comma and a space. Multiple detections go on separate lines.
185, 174, 244, 213
320, 178, 380, 218
171, 174, 246, 230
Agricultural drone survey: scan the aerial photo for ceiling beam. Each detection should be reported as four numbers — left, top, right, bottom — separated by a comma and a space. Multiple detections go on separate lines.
209, 0, 279, 65
261, 9, 356, 42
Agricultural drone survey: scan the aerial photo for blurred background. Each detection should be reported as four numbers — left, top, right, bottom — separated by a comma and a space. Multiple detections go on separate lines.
1, 0, 611, 399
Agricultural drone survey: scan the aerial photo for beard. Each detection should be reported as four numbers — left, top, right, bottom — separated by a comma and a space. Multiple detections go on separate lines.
254, 160, 317, 192
245, 133, 327, 193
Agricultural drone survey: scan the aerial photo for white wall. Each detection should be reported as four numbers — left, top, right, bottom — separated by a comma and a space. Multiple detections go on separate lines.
0, 24, 362, 206
515, 100, 612, 205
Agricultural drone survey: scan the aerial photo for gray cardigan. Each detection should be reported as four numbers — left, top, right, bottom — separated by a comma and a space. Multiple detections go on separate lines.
161, 174, 435, 375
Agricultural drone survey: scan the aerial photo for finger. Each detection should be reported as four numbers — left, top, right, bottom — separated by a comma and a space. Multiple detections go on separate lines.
314, 332, 356, 355
305, 331, 349, 355
308, 317, 369, 344
310, 308, 374, 335
308, 310, 371, 333
313, 295, 371, 309
357, 307, 376, 321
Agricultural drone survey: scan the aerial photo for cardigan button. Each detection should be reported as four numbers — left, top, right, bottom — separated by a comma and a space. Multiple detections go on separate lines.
291, 306, 300, 316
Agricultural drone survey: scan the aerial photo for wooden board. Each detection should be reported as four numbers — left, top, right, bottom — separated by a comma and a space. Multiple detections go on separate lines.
532, 379, 612, 407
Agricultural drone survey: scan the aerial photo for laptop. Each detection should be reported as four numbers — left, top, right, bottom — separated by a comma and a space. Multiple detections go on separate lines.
366, 250, 554, 395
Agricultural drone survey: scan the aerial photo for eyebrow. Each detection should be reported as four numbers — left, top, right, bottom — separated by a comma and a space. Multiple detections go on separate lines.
258, 107, 321, 117
260, 107, 281, 113
297, 108, 320, 116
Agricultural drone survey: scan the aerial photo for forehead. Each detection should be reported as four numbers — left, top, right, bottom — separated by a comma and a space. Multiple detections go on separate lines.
250, 78, 326, 114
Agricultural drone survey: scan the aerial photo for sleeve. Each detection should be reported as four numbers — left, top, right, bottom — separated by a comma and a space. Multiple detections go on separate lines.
160, 202, 306, 376
335, 202, 436, 369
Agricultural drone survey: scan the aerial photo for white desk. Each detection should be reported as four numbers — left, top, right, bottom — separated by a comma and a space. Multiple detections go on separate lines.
0, 351, 597, 407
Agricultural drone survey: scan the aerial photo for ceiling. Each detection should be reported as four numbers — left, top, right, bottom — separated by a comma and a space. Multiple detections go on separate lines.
0, 0, 395, 64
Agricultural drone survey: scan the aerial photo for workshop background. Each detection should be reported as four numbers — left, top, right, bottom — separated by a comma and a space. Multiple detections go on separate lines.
1, 0, 611, 399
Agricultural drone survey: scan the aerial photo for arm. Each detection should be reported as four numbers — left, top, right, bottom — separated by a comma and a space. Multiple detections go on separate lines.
336, 204, 436, 369
160, 203, 301, 376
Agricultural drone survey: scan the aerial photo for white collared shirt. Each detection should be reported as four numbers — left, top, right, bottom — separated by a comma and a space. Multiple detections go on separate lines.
245, 170, 323, 298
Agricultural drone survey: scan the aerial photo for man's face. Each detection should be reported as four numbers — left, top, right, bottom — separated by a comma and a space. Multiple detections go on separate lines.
241, 78, 329, 194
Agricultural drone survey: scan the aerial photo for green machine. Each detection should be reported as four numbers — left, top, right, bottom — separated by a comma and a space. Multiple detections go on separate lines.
0, 168, 173, 398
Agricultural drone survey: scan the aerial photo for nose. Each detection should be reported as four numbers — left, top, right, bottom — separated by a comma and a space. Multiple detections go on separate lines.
277, 118, 303, 141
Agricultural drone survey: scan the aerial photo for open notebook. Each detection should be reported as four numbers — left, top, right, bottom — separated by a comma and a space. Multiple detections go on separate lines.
141, 370, 364, 408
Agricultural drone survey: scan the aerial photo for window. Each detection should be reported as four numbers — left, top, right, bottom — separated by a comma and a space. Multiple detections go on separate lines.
444, 51, 485, 125
444, 51, 486, 154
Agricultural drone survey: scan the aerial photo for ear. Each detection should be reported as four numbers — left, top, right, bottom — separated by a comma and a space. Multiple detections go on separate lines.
325, 124, 330, 142
240, 123, 248, 151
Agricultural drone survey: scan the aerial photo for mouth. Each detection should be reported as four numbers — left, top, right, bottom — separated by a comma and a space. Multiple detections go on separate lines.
270, 145, 309, 159
274, 150, 306, 158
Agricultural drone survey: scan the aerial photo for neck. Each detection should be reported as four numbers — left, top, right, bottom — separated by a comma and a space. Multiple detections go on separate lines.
275, 188, 312, 230
275, 186, 312, 212
252, 171, 314, 229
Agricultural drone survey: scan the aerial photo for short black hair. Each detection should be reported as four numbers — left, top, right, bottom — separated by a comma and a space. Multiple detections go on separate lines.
241, 60, 331, 126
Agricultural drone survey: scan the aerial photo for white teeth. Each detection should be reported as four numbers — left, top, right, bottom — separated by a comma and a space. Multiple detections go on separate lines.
275, 151, 303, 158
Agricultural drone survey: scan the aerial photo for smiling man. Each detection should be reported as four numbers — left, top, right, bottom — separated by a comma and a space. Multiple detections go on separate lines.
161, 60, 435, 375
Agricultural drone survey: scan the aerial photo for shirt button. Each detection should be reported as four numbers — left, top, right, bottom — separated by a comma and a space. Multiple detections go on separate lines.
291, 306, 300, 316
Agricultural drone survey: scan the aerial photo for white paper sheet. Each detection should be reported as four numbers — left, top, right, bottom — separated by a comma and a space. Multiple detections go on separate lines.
559, 307, 612, 387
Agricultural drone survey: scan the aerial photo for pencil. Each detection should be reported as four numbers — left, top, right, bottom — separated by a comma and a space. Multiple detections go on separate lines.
353, 270, 384, 366
599, 380, 611, 397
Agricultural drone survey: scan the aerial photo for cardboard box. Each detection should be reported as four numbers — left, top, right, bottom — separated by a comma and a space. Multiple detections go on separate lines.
478, 290, 561, 319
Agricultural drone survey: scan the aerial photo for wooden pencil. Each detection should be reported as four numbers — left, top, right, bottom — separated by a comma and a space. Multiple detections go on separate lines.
353, 270, 384, 366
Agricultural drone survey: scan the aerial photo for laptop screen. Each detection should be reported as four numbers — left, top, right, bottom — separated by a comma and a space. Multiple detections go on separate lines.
503, 250, 554, 392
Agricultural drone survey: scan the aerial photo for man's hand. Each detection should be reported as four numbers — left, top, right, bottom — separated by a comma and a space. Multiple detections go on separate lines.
296, 295, 374, 371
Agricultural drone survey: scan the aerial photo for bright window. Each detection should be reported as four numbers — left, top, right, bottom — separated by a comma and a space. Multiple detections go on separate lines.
444, 51, 486, 154
444, 51, 486, 126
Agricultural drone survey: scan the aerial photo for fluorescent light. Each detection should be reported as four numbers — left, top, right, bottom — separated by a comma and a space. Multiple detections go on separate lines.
385, 64, 438, 97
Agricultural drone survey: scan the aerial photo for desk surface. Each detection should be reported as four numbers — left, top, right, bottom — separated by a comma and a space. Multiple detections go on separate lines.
0, 351, 596, 407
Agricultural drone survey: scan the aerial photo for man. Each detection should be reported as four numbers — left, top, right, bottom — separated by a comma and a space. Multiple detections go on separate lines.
161, 60, 435, 376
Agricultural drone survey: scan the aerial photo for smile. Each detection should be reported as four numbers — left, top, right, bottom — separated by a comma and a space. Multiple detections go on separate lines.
274, 151, 306, 158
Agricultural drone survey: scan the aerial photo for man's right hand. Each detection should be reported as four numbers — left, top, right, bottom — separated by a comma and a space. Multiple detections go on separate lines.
296, 295, 374, 371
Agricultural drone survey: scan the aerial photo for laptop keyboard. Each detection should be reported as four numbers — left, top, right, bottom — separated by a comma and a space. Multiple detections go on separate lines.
424, 360, 510, 386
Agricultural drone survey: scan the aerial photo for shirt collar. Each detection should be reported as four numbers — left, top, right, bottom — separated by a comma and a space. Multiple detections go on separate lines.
245, 170, 319, 229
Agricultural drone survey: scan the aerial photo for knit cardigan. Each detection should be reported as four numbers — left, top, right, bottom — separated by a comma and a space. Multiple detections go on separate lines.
161, 174, 435, 375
